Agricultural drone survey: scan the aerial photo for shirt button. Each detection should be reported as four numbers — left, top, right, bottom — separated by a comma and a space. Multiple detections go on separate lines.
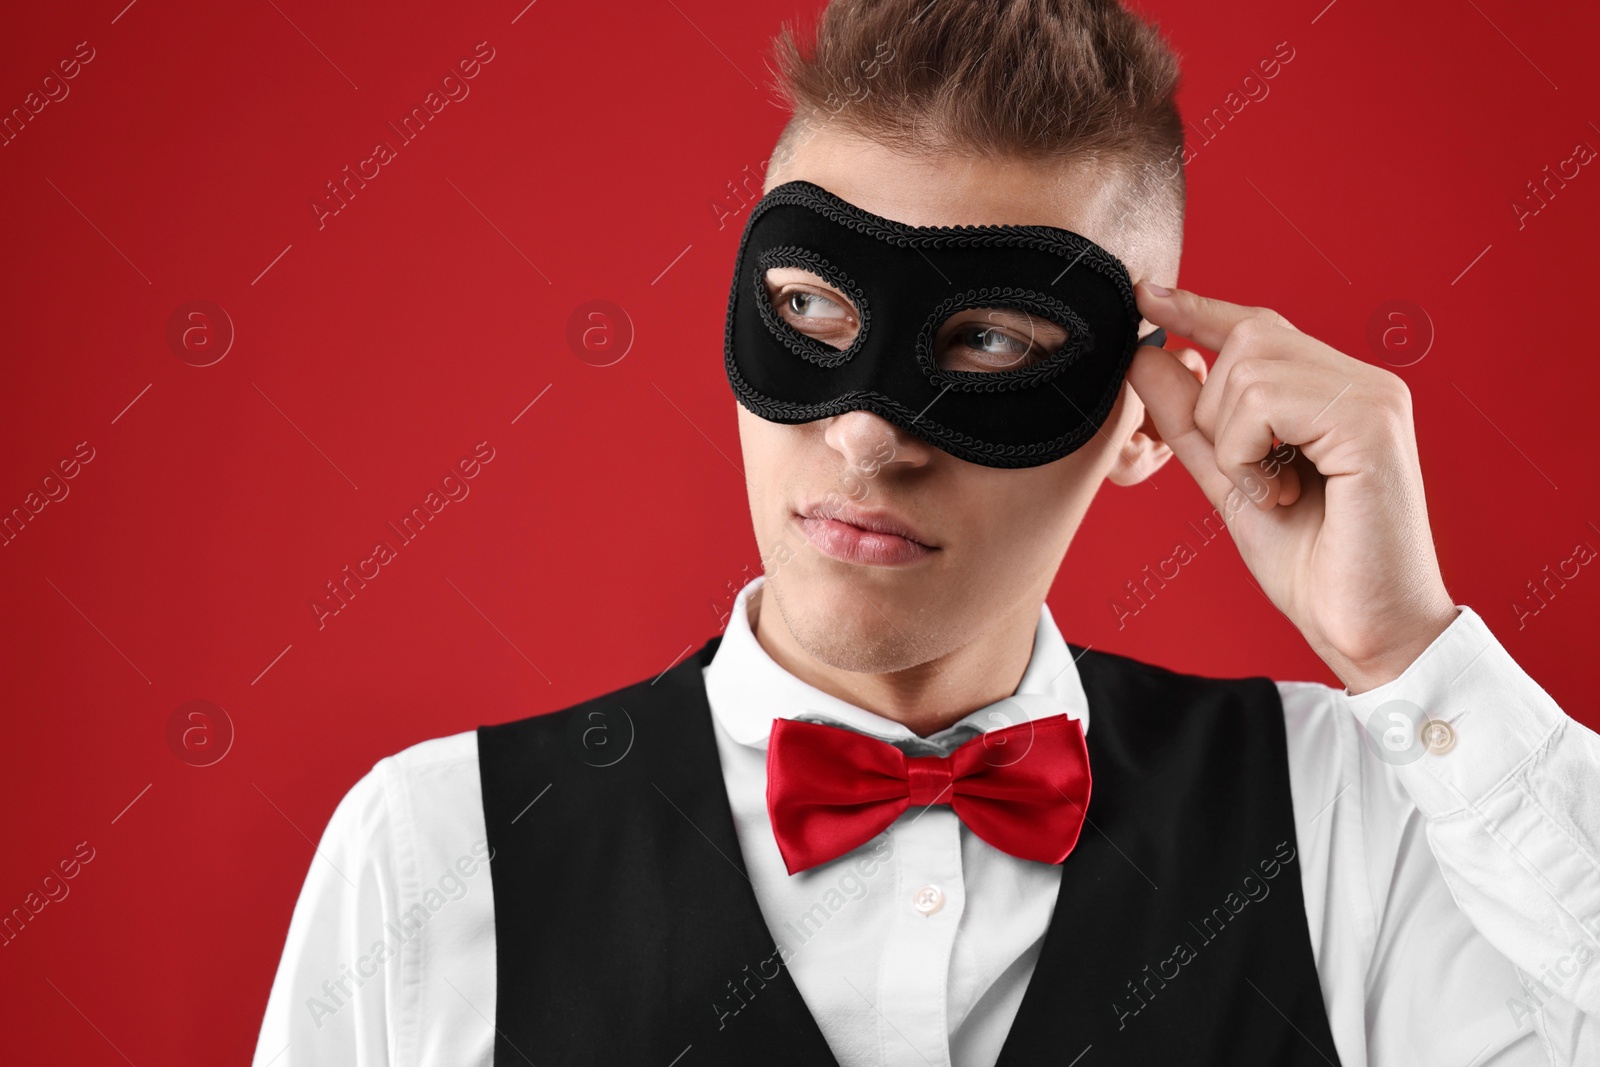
1421, 719, 1456, 754
912, 884, 944, 916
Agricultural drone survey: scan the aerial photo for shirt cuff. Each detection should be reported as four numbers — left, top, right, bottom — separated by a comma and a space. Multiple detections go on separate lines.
1340, 604, 1566, 818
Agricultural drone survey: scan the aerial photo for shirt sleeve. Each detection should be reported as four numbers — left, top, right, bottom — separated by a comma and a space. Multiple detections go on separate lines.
251, 760, 399, 1067
1340, 604, 1600, 1062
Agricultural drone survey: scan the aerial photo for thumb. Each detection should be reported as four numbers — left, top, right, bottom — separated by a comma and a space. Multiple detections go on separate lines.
1124, 343, 1237, 514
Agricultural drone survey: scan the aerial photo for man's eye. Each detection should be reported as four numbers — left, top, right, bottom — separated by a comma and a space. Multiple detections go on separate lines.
954, 324, 1034, 364
765, 267, 861, 351
785, 291, 851, 321
937, 310, 1068, 373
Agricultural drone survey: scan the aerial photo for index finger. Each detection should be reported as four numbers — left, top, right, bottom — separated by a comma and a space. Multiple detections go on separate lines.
1133, 280, 1295, 354
1123, 342, 1241, 517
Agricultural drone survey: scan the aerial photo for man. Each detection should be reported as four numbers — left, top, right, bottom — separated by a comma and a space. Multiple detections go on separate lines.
253, 1, 1599, 1064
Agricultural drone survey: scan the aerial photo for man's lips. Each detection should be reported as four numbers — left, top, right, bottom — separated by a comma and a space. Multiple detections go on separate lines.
791, 502, 939, 566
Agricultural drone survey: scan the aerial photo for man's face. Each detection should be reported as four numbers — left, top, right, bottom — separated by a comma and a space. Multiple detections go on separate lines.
738, 122, 1179, 675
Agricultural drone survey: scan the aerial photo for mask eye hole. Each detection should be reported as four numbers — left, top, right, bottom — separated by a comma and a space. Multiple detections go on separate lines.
762, 267, 861, 351
915, 289, 1092, 393
932, 308, 1069, 373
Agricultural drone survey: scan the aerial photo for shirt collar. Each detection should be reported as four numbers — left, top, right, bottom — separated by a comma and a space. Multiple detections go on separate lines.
704, 574, 1090, 755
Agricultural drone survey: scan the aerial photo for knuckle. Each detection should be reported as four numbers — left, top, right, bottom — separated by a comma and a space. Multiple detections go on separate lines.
1227, 358, 1266, 392
1386, 372, 1413, 408
1237, 378, 1272, 410
1257, 306, 1293, 330
1366, 369, 1411, 415
1214, 434, 1250, 470
1175, 347, 1209, 378
1227, 315, 1276, 352
1380, 376, 1414, 432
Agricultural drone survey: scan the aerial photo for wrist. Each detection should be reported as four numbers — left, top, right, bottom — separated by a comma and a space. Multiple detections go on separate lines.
1337, 600, 1462, 695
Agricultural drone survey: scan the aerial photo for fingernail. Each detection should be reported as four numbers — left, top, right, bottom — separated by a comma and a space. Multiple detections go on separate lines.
1144, 282, 1172, 297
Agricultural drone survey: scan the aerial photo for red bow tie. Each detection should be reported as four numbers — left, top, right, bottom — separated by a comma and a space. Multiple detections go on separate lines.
765, 713, 1092, 876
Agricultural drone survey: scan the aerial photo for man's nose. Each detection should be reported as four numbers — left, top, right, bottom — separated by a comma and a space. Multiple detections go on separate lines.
822, 409, 935, 471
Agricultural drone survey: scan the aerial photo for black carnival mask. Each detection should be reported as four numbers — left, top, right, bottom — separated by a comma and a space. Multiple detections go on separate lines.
723, 179, 1164, 469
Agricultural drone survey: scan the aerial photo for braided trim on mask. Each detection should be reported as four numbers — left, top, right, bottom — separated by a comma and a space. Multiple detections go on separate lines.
914, 288, 1093, 394
748, 181, 1139, 320
721, 180, 1141, 468
752, 246, 870, 369
722, 332, 1136, 468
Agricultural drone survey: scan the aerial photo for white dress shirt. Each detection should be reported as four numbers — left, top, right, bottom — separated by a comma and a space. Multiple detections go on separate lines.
252, 573, 1600, 1067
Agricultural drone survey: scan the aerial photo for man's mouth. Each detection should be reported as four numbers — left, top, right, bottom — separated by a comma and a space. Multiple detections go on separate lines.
792, 501, 939, 566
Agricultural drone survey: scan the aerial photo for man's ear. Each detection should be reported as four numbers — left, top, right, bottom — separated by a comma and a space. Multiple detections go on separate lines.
1105, 347, 1207, 488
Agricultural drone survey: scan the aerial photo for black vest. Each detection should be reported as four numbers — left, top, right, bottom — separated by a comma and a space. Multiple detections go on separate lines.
477, 634, 1344, 1066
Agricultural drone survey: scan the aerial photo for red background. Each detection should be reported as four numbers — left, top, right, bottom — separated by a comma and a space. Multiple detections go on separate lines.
2, 0, 1595, 1061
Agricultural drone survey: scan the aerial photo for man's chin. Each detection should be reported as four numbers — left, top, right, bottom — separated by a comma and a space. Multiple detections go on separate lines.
781, 553, 915, 607
768, 564, 937, 652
